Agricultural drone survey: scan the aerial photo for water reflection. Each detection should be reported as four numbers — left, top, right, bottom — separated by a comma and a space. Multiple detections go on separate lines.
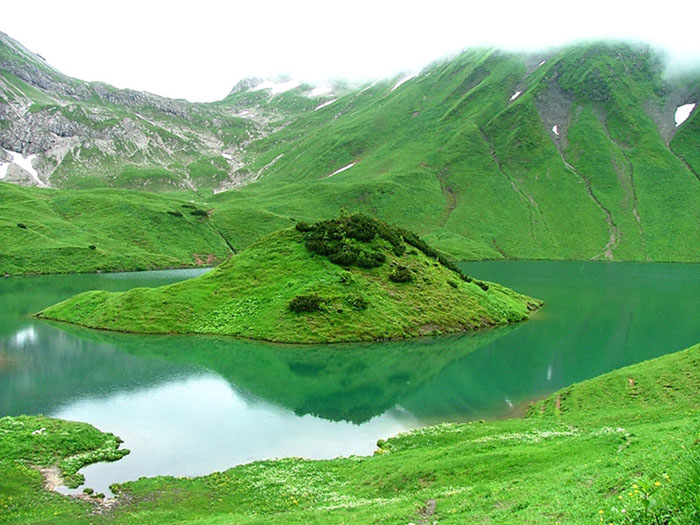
54, 324, 513, 424
54, 374, 417, 495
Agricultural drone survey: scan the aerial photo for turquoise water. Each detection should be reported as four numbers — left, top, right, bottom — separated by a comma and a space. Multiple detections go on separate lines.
1, 261, 699, 494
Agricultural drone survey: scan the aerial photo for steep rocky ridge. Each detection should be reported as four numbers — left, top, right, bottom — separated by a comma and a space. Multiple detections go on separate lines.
0, 31, 335, 192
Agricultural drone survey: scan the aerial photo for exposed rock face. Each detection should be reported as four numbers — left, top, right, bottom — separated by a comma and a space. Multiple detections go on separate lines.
0, 32, 305, 190
228, 77, 264, 96
645, 83, 700, 144
535, 76, 574, 149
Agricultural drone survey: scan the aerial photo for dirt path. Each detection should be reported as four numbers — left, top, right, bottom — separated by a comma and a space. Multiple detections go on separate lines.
37, 464, 119, 511
39, 465, 63, 491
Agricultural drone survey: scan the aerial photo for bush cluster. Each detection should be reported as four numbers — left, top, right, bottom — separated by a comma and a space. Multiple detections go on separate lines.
475, 280, 490, 292
301, 214, 390, 269
402, 230, 437, 258
289, 294, 324, 313
167, 210, 183, 217
295, 221, 314, 232
389, 265, 412, 283
298, 213, 475, 284
17, 223, 27, 229
346, 293, 368, 310
190, 209, 208, 218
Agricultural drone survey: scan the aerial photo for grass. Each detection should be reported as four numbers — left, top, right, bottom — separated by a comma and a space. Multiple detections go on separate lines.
37, 215, 541, 343
0, 182, 232, 276
3, 41, 700, 272
0, 415, 128, 522
1, 342, 699, 523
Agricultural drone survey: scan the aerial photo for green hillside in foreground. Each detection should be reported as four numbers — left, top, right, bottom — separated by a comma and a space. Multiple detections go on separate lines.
0, 182, 232, 275
38, 214, 541, 343
2, 342, 699, 523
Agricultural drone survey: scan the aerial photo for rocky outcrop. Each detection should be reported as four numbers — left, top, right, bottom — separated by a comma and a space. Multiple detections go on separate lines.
0, 32, 278, 190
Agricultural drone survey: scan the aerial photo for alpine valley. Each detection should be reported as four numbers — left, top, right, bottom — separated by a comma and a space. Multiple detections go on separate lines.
2, 31, 700, 276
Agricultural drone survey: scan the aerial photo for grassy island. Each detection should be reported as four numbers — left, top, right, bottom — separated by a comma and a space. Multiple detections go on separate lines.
37, 214, 541, 343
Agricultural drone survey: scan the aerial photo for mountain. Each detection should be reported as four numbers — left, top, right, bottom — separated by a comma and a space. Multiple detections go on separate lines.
0, 31, 332, 193
2, 33, 700, 267
37, 214, 541, 343
223, 44, 700, 261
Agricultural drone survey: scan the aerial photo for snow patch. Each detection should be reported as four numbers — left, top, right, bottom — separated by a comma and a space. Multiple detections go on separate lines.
314, 98, 337, 111
552, 125, 559, 136
250, 79, 301, 95
391, 73, 419, 92
222, 153, 233, 160
0, 162, 8, 180
134, 113, 157, 127
358, 79, 380, 95
309, 85, 333, 97
675, 103, 696, 127
327, 162, 356, 177
6, 151, 46, 186
538, 60, 546, 66
510, 90, 522, 101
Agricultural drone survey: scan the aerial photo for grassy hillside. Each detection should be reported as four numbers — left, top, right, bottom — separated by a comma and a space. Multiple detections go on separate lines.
0, 182, 232, 275
38, 214, 541, 343
209, 43, 700, 262
2, 342, 699, 523
3, 38, 700, 266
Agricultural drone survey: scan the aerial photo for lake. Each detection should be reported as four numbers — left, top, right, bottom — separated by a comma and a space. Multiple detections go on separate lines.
1, 261, 699, 495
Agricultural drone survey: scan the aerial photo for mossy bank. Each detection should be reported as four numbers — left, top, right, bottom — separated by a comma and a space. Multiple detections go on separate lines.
37, 214, 541, 343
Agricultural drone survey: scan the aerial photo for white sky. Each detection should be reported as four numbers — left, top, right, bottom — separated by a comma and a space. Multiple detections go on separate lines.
2, 0, 700, 102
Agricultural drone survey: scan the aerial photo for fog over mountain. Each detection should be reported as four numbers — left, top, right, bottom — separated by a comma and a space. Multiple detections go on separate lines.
3, 0, 700, 102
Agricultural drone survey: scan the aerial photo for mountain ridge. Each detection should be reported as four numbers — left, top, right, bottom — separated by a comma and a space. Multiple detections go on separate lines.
2, 34, 700, 266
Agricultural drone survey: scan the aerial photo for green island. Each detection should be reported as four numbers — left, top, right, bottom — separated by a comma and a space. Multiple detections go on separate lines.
37, 214, 541, 343
2, 343, 699, 523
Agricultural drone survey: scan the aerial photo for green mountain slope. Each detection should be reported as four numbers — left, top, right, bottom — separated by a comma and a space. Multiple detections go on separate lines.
2, 35, 700, 266
214, 44, 700, 262
38, 215, 541, 343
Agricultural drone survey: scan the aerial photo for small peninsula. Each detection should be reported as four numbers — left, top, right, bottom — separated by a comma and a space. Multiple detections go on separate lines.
38, 214, 542, 343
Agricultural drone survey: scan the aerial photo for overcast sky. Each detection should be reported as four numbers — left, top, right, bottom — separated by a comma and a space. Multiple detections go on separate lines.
3, 0, 700, 102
